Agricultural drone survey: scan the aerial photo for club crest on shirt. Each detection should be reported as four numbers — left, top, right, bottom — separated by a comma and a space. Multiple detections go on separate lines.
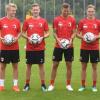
39, 23, 43, 27
68, 22, 72, 27
12, 24, 17, 29
3, 24, 8, 28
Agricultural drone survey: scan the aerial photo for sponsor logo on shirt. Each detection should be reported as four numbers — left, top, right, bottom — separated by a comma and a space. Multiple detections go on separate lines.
3, 24, 8, 28
68, 22, 72, 27
93, 24, 97, 29
29, 24, 34, 29
58, 22, 63, 27
83, 24, 88, 29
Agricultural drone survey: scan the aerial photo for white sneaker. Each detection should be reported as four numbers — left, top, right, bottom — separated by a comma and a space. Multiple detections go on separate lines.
66, 85, 73, 91
92, 87, 98, 92
48, 85, 54, 91
78, 86, 85, 92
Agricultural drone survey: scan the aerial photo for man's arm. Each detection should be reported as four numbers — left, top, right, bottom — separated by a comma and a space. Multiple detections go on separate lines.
53, 28, 60, 43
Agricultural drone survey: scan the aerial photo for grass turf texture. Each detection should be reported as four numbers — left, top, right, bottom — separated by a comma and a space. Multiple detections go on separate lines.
0, 28, 100, 100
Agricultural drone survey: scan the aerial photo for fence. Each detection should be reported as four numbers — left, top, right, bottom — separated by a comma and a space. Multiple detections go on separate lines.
0, 0, 99, 22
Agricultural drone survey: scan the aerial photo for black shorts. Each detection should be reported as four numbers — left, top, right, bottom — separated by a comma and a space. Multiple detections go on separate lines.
26, 50, 45, 64
0, 50, 20, 64
52, 48, 74, 62
80, 49, 99, 63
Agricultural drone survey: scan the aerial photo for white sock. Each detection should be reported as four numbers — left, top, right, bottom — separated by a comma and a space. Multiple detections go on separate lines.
13, 80, 18, 86
0, 79, 4, 86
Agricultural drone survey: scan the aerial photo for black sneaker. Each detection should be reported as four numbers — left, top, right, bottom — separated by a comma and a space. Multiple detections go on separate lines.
23, 84, 30, 92
41, 84, 47, 92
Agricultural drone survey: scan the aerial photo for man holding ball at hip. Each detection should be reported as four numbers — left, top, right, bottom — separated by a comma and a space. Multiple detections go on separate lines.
77, 4, 100, 92
0, 3, 21, 92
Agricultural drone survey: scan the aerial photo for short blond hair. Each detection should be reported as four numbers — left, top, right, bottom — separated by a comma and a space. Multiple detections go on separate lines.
87, 4, 95, 10
5, 3, 17, 11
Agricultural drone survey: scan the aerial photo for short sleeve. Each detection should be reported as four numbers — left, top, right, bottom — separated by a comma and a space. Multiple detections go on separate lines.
72, 18, 76, 30
53, 18, 58, 30
78, 20, 83, 33
44, 20, 49, 31
17, 20, 21, 33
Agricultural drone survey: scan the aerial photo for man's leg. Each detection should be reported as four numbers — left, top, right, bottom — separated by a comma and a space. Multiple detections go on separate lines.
66, 62, 72, 85
48, 61, 59, 91
48, 48, 62, 91
64, 48, 74, 91
81, 62, 87, 87
23, 64, 32, 91
78, 62, 87, 92
50, 61, 59, 85
38, 64, 47, 92
90, 50, 99, 92
91, 63, 98, 92
12, 63, 20, 92
78, 49, 89, 92
0, 63, 6, 91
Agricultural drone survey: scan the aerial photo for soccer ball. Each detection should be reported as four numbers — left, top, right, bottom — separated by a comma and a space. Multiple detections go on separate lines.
4, 34, 14, 45
83, 32, 95, 43
60, 39, 70, 49
30, 33, 40, 44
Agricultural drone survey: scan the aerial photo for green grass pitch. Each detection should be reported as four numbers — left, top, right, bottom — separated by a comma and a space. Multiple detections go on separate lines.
0, 28, 100, 100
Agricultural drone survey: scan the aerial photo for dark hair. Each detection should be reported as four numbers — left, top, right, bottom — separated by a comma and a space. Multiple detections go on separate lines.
61, 3, 70, 9
32, 3, 40, 8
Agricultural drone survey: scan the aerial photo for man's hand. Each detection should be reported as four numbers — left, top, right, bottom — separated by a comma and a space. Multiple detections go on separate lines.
38, 37, 44, 44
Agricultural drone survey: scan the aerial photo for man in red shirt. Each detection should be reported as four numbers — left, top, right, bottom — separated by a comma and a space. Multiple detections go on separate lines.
0, 3, 21, 92
48, 3, 76, 91
77, 5, 100, 92
22, 3, 49, 92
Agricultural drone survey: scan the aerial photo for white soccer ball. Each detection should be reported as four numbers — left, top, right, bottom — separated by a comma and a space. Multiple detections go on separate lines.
4, 34, 14, 45
60, 39, 70, 49
83, 32, 95, 43
30, 33, 40, 44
